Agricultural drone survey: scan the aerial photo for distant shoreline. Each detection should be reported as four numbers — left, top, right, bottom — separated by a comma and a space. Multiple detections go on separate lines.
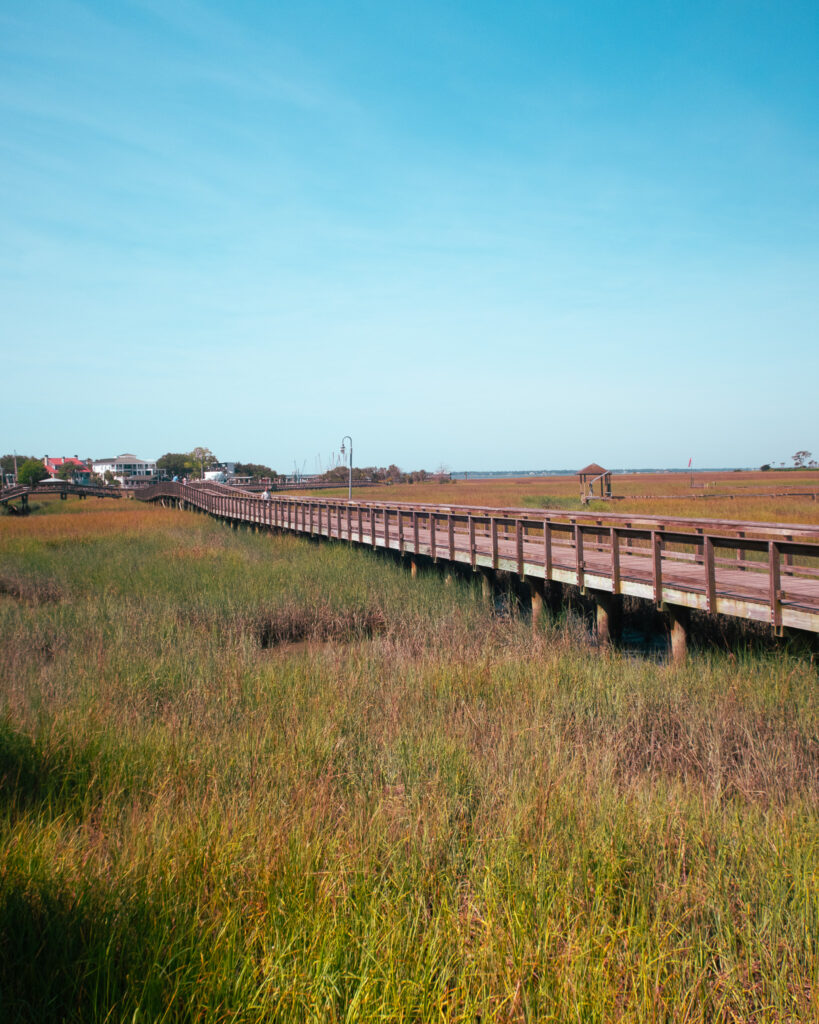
451, 468, 755, 480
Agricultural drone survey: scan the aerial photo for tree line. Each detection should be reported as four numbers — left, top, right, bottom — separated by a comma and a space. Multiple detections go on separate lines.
155, 450, 276, 480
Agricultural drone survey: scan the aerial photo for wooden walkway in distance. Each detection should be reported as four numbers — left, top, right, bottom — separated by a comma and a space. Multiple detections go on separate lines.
0, 481, 122, 509
135, 482, 819, 640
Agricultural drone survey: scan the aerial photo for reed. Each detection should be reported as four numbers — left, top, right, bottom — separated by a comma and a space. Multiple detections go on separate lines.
1, 501, 817, 1021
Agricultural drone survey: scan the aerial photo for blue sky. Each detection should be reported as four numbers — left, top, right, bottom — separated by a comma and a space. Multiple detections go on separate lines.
1, 1, 817, 471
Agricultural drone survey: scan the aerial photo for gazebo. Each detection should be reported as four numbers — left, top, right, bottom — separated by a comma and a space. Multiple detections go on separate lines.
578, 463, 612, 502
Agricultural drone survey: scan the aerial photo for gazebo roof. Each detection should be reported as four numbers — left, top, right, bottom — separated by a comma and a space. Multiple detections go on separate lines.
578, 462, 608, 476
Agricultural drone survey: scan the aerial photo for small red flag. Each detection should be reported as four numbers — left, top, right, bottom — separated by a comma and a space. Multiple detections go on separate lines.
688, 458, 692, 468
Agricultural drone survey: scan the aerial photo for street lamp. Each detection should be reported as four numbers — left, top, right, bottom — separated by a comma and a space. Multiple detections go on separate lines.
340, 435, 353, 500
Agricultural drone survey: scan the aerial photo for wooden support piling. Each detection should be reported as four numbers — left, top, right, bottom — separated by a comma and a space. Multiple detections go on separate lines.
529, 578, 545, 635
593, 591, 621, 644
667, 605, 689, 664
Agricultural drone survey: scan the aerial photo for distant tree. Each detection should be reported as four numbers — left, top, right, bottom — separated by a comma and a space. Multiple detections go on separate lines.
234, 462, 276, 479
792, 450, 812, 468
56, 461, 87, 481
17, 459, 48, 487
189, 447, 217, 479
157, 453, 190, 479
1, 454, 36, 480
103, 470, 120, 487
760, 464, 772, 472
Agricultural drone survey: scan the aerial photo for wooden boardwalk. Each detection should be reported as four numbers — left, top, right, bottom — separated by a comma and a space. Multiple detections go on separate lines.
0, 481, 122, 510
135, 482, 819, 641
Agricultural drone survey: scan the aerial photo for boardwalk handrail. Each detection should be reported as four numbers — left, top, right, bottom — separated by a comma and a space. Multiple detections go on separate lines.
1, 482, 123, 504
135, 482, 819, 637
178, 479, 819, 542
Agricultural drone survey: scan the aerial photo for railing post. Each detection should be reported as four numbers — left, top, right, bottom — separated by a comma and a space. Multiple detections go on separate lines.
704, 536, 716, 613
413, 511, 419, 555
448, 514, 455, 562
769, 541, 783, 634
468, 516, 476, 570
516, 520, 524, 579
544, 520, 552, 580
652, 531, 663, 606
491, 518, 498, 570
384, 509, 391, 550
430, 512, 437, 561
610, 527, 620, 594
398, 511, 405, 555
574, 524, 585, 591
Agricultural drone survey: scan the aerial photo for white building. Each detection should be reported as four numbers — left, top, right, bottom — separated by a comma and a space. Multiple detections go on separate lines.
92, 454, 157, 485
203, 462, 237, 483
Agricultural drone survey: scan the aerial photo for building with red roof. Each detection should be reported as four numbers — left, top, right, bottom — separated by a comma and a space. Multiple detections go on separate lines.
43, 456, 92, 483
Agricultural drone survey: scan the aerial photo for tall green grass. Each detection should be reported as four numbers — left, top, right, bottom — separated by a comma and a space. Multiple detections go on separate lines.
1, 504, 817, 1021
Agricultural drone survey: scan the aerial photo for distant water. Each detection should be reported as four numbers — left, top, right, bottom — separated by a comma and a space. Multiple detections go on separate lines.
452, 468, 746, 480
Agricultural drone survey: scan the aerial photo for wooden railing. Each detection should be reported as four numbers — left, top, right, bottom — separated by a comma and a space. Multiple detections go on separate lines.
135, 483, 819, 635
1, 482, 122, 504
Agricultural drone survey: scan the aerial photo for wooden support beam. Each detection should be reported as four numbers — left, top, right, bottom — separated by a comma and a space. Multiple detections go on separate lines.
480, 568, 495, 606
594, 591, 621, 645
529, 578, 545, 635
667, 605, 689, 664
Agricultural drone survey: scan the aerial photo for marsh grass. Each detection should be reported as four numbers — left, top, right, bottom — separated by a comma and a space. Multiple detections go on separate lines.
307, 470, 819, 525
1, 502, 818, 1021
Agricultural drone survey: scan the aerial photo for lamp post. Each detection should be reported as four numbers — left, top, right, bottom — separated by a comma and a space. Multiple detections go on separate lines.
340, 435, 353, 500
